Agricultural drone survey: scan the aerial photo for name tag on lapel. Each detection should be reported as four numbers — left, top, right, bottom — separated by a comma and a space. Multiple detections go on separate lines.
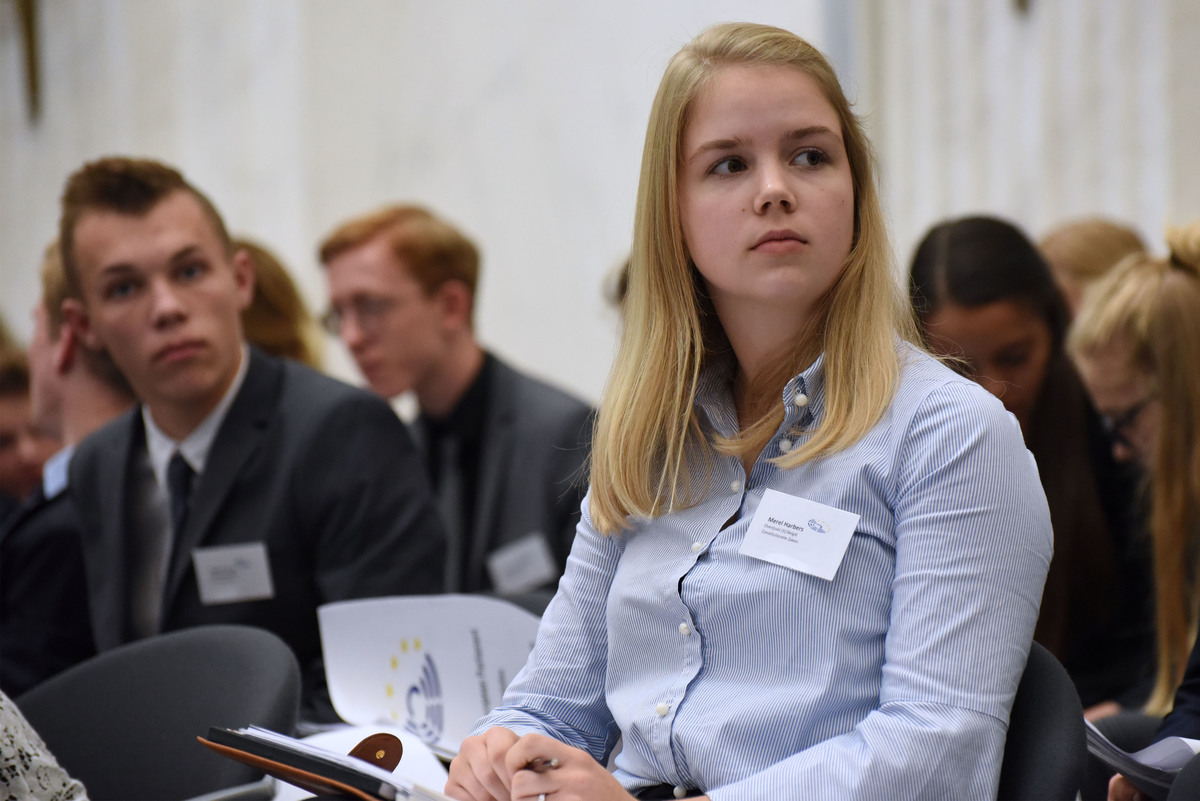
487, 532, 558, 594
192, 542, 275, 605
739, 488, 860, 581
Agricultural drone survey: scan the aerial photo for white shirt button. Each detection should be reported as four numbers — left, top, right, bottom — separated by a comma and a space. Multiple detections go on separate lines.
655, 702, 670, 717
678, 622, 690, 636
778, 438, 793, 453
730, 479, 741, 493
794, 393, 809, 407
691, 541, 703, 553
673, 787, 687, 799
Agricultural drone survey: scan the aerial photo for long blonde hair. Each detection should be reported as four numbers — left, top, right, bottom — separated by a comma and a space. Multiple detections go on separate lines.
1068, 221, 1200, 715
236, 238, 324, 369
588, 22, 916, 535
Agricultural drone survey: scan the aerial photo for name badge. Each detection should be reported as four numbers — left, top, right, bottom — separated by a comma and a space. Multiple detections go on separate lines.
192, 542, 275, 605
487, 532, 558, 594
738, 488, 860, 580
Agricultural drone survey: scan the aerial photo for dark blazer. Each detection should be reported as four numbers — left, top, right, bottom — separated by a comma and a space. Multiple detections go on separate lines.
0, 484, 97, 696
1159, 612, 1200, 739
418, 355, 591, 606
0, 493, 18, 528
69, 349, 446, 717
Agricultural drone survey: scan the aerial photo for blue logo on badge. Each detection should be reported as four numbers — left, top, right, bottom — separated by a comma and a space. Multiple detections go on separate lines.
808, 518, 829, 533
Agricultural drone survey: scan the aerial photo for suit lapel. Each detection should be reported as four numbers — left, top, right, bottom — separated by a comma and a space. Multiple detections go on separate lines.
467, 358, 516, 585
0, 485, 47, 539
81, 412, 139, 650
162, 350, 280, 605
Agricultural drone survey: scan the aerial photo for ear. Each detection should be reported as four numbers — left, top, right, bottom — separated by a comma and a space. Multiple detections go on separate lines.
53, 324, 76, 375
231, 248, 256, 312
61, 297, 104, 351
435, 280, 474, 332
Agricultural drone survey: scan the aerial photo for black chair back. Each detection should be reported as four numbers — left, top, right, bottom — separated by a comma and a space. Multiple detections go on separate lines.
16, 624, 300, 801
998, 641, 1086, 800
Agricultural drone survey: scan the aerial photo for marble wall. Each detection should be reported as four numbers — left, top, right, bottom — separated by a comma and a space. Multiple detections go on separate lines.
2, 0, 1198, 402
0, 0, 836, 401
854, 0, 1200, 268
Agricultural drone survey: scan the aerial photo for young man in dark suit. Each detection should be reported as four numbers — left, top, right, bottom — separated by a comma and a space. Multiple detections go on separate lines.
57, 157, 446, 720
320, 205, 591, 611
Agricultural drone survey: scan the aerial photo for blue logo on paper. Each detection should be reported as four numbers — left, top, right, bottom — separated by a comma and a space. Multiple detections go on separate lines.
403, 653, 444, 745
808, 519, 829, 534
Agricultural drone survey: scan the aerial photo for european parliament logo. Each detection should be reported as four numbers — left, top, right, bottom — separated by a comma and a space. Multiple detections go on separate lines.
386, 639, 444, 746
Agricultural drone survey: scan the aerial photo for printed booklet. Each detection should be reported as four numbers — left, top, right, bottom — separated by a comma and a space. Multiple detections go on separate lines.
1085, 719, 1200, 800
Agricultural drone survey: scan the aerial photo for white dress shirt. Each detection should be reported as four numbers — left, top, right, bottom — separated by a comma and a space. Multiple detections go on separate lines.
143, 344, 251, 488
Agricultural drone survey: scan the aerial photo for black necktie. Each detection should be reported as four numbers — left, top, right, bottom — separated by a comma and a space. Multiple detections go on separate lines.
435, 434, 464, 592
167, 452, 195, 536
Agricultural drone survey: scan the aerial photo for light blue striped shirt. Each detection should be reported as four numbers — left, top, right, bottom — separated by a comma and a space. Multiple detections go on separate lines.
475, 345, 1052, 800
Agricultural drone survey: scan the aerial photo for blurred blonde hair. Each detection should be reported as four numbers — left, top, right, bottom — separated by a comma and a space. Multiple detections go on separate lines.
39, 240, 71, 336
237, 239, 323, 369
588, 22, 916, 535
1040, 218, 1146, 314
0, 314, 15, 352
1069, 221, 1200, 715
1041, 218, 1146, 285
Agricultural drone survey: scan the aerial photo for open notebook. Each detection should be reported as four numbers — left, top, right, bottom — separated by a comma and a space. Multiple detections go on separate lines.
201, 726, 451, 801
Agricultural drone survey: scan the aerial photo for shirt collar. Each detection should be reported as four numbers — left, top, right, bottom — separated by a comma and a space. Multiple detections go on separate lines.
143, 345, 250, 490
417, 351, 493, 440
41, 444, 75, 500
784, 352, 825, 430
694, 350, 826, 436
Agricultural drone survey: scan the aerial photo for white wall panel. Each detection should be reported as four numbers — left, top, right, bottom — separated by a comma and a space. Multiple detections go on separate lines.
857, 0, 1197, 270
0, 0, 832, 402
4, 0, 1197, 399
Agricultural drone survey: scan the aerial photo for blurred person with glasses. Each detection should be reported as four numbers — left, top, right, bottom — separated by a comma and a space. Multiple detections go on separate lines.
1069, 222, 1200, 801
319, 205, 592, 612
1098, 392, 1159, 461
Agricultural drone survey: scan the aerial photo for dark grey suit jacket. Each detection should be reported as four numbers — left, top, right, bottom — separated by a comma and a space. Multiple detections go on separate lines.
69, 348, 446, 717
417, 355, 591, 606
0, 484, 96, 696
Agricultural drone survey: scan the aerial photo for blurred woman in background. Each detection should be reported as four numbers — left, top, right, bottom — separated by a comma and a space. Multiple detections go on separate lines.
1069, 222, 1200, 800
910, 215, 1151, 717
236, 238, 323, 369
1070, 222, 1200, 721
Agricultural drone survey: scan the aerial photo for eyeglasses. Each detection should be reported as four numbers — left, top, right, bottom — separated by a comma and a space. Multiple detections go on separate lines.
1099, 393, 1157, 451
321, 296, 397, 338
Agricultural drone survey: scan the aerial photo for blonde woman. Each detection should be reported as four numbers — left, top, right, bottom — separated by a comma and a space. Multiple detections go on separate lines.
1068, 224, 1200, 801
446, 23, 1051, 801
235, 238, 324, 369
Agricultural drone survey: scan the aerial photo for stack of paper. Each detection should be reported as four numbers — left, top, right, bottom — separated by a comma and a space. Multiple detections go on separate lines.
1085, 719, 1200, 799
